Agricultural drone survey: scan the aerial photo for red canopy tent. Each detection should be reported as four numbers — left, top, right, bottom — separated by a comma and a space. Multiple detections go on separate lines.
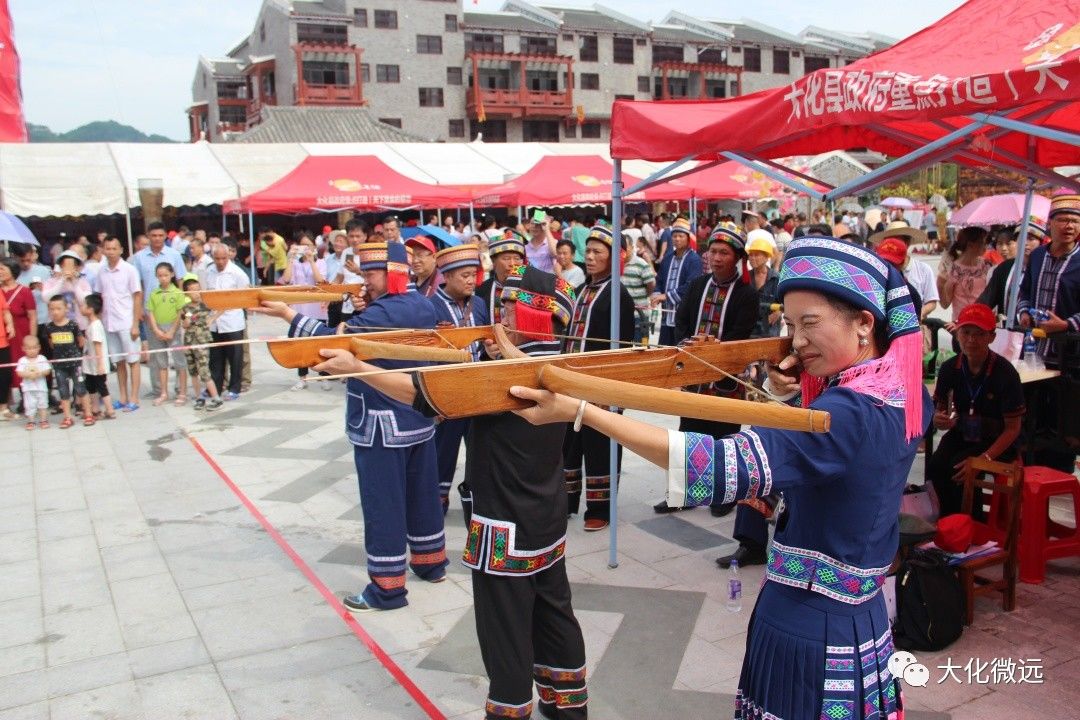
654, 159, 827, 201
223, 155, 470, 214
611, 0, 1080, 193
472, 155, 684, 207
598, 0, 1080, 562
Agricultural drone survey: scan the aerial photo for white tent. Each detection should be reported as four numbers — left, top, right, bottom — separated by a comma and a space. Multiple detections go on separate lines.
0, 143, 126, 217
207, 142, 308, 198
108, 143, 239, 209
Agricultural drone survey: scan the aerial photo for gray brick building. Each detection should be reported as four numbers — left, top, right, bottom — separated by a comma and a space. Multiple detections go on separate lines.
188, 0, 889, 144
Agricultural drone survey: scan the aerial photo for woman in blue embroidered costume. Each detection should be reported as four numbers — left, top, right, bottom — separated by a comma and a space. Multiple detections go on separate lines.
511, 237, 931, 720
314, 265, 589, 720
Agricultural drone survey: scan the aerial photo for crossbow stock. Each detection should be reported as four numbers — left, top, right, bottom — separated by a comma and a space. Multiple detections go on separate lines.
198, 283, 364, 311
264, 325, 830, 434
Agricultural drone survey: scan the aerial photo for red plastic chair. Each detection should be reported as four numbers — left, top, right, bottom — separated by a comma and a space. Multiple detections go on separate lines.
1019, 466, 1080, 584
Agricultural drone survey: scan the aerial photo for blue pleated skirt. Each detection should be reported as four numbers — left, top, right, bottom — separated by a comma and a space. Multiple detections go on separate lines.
734, 581, 903, 720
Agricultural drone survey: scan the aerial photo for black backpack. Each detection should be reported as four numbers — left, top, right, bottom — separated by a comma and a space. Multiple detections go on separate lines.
892, 548, 964, 651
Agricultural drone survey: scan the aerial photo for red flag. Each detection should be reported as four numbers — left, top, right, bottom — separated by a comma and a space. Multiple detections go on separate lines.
0, 0, 26, 142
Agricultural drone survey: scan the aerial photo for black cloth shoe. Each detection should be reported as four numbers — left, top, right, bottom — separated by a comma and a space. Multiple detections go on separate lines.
653, 500, 684, 514
710, 502, 736, 518
715, 544, 767, 569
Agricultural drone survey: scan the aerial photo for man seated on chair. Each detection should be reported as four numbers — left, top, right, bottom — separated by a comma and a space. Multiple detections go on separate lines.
929, 303, 1025, 518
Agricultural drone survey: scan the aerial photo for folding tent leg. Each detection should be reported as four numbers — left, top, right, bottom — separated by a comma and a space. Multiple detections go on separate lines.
124, 208, 134, 257
248, 211, 257, 286
1005, 181, 1036, 328
608, 159, 623, 570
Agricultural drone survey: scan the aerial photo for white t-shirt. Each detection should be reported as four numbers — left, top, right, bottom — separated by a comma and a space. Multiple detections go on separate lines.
82, 318, 108, 375
16, 355, 51, 393
903, 258, 940, 306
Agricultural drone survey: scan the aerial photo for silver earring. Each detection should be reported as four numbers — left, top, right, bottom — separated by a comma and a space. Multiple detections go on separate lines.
858, 337, 869, 347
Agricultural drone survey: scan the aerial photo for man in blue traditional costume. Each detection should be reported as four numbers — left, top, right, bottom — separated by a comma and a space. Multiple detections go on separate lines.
428, 243, 484, 511
260, 242, 447, 612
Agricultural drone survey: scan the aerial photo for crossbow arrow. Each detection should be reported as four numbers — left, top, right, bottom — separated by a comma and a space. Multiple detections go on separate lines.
262, 325, 830, 434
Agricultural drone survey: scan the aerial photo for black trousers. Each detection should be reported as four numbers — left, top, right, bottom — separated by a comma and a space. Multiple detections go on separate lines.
209, 330, 244, 395
927, 429, 1016, 518
473, 562, 587, 720
563, 423, 622, 522
0, 346, 10, 406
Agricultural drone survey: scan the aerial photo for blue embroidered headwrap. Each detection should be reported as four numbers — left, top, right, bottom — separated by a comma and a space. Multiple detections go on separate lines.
777, 237, 924, 439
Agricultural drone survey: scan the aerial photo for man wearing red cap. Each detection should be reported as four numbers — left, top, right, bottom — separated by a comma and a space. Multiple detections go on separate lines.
928, 303, 1024, 517
406, 234, 441, 298
875, 236, 938, 319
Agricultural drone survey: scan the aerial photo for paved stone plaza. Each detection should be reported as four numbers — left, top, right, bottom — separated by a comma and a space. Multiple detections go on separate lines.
2, 315, 1078, 719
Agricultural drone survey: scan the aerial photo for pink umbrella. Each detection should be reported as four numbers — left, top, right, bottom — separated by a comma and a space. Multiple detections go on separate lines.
949, 193, 1051, 226
880, 197, 915, 209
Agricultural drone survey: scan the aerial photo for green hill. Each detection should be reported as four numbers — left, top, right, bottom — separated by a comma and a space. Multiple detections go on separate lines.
28, 121, 177, 143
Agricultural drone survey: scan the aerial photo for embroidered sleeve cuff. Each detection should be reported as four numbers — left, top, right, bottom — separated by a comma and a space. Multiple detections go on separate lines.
666, 430, 720, 508
1068, 315, 1080, 332
289, 313, 325, 338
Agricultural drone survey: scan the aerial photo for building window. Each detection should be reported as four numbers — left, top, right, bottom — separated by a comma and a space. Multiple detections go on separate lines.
297, 24, 348, 45
704, 78, 726, 98
743, 47, 761, 72
636, 38, 647, 46
636, 76, 650, 93
218, 104, 246, 125
699, 47, 726, 64
417, 34, 443, 54
652, 44, 683, 64
449, 119, 465, 138
614, 94, 634, 101
579, 35, 598, 62
376, 64, 400, 83
581, 122, 602, 139
445, 14, 458, 32
526, 69, 559, 92
419, 87, 445, 107
380, 118, 402, 128
523, 120, 560, 142
523, 35, 557, 56
565, 122, 577, 138
354, 9, 367, 27
262, 71, 276, 97
360, 63, 370, 83
302, 61, 350, 86
374, 9, 397, 29
580, 73, 600, 90
613, 37, 634, 64
447, 66, 463, 85
259, 20, 265, 42
562, 33, 574, 41
465, 33, 504, 54
471, 119, 506, 142
804, 55, 830, 73
773, 49, 790, 74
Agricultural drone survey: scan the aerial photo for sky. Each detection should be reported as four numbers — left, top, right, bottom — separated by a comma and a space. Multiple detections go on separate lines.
13, 0, 965, 141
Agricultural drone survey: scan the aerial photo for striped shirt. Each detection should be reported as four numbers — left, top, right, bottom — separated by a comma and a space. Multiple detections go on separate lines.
621, 255, 656, 311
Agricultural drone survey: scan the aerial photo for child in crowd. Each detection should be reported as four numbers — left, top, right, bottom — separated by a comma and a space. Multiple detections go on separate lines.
44, 296, 92, 428
180, 277, 223, 411
16, 335, 50, 430
147, 262, 189, 406
81, 293, 116, 420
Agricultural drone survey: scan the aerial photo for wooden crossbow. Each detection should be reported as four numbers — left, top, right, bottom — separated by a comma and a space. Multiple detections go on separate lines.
263, 324, 830, 434
197, 283, 363, 311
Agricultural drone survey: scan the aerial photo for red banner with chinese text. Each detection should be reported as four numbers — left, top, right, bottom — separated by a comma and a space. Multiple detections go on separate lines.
0, 0, 26, 142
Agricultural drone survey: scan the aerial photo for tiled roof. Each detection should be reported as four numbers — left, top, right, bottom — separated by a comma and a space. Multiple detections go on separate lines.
290, 1, 348, 19
538, 6, 644, 33
463, 11, 556, 34
232, 106, 426, 144
650, 24, 716, 44
712, 19, 802, 48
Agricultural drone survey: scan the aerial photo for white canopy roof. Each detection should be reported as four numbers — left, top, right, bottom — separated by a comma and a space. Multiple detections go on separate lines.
0, 141, 879, 218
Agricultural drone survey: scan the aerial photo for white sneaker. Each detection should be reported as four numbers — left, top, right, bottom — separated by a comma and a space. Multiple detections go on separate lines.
290, 380, 307, 391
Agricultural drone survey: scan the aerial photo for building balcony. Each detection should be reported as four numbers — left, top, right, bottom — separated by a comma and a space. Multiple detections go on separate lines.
466, 52, 575, 120
467, 87, 573, 119
653, 61, 743, 99
295, 82, 363, 105
246, 94, 277, 126
218, 122, 246, 134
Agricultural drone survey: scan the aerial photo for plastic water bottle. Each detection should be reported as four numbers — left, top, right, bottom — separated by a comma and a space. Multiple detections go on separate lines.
726, 558, 742, 612
1022, 331, 1039, 371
